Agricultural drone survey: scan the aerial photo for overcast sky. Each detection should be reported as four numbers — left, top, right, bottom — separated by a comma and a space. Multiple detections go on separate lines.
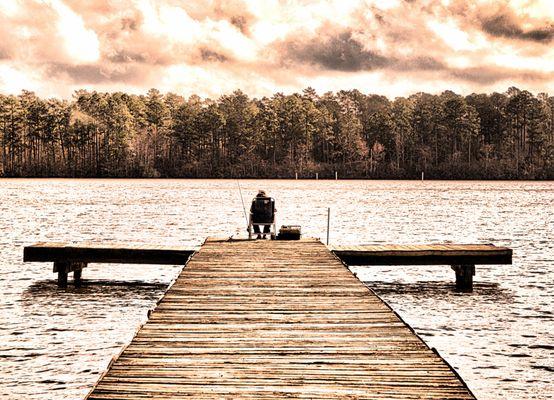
0, 0, 553, 99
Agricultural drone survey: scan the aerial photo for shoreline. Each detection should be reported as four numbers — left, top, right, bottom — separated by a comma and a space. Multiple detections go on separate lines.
0, 176, 553, 181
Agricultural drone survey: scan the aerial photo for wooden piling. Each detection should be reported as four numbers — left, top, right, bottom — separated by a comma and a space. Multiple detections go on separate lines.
57, 269, 68, 288
54, 261, 69, 288
452, 264, 475, 292
53, 260, 86, 287
74, 268, 83, 287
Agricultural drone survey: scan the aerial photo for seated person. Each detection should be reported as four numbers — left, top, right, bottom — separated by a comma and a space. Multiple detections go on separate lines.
250, 190, 275, 239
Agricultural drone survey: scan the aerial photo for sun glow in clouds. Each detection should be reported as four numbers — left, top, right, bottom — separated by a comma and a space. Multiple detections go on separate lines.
510, 0, 554, 20
0, 0, 552, 98
139, 0, 201, 44
427, 20, 475, 51
0, 64, 37, 93
0, 0, 20, 17
47, 0, 100, 63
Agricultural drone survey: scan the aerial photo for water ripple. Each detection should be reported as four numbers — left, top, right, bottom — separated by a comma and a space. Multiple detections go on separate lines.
0, 179, 552, 400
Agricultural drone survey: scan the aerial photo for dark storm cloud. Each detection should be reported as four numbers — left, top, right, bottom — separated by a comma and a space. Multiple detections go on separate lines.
481, 12, 554, 42
282, 29, 447, 73
283, 31, 390, 72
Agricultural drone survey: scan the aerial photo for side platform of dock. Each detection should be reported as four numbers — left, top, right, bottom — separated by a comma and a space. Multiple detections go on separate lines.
85, 238, 475, 399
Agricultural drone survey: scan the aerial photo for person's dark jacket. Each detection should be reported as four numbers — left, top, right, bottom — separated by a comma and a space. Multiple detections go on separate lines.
250, 196, 275, 223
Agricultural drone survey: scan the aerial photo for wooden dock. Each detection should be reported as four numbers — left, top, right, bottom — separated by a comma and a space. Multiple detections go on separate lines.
332, 244, 511, 266
24, 242, 195, 287
24, 241, 511, 290
332, 244, 512, 291
85, 238, 475, 400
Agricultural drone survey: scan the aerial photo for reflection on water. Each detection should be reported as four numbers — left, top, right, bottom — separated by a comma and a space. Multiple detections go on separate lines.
4, 279, 172, 400
0, 179, 553, 400
22, 279, 169, 301
366, 280, 511, 297
359, 276, 553, 399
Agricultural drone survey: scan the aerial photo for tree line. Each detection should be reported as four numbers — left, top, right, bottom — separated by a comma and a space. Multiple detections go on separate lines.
1, 87, 553, 179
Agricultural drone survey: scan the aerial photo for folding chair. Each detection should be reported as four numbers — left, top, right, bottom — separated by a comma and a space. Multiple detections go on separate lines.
248, 196, 276, 240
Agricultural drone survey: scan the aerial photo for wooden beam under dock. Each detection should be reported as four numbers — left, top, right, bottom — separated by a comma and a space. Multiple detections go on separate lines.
84, 238, 476, 399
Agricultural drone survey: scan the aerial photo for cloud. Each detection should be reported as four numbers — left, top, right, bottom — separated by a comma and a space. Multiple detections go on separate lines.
47, 63, 143, 84
107, 50, 147, 64
200, 48, 229, 63
48, 0, 100, 63
480, 9, 554, 42
450, 66, 550, 85
0, 0, 552, 98
282, 30, 389, 72
0, 48, 10, 60
281, 29, 449, 74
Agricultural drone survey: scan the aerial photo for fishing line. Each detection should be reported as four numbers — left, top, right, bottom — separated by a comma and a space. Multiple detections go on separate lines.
236, 180, 249, 229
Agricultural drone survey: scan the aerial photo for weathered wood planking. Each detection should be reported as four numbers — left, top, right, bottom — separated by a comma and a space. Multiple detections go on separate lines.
332, 244, 512, 265
85, 238, 475, 400
24, 242, 196, 287
24, 242, 196, 264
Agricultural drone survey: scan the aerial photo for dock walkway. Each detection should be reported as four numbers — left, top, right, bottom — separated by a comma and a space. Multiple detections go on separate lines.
86, 238, 475, 399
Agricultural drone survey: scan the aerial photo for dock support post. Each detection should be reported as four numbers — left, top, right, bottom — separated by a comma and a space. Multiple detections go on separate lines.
54, 261, 69, 288
74, 268, 82, 287
71, 262, 86, 287
54, 261, 87, 288
58, 270, 68, 288
451, 264, 475, 291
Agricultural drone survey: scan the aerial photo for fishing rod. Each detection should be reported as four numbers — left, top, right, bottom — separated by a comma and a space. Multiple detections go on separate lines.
236, 180, 249, 229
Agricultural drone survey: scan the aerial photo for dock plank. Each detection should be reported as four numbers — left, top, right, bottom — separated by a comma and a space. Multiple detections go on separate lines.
85, 238, 475, 399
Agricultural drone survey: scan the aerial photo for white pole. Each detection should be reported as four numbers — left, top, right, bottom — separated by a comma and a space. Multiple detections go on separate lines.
421, 172, 424, 181
295, 172, 298, 180
326, 207, 331, 245
316, 173, 319, 180
335, 171, 338, 180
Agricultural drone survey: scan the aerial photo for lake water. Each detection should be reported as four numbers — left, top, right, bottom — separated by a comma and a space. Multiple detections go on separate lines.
0, 179, 552, 400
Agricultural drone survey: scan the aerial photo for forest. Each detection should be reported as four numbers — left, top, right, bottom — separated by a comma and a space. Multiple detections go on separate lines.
0, 87, 553, 179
